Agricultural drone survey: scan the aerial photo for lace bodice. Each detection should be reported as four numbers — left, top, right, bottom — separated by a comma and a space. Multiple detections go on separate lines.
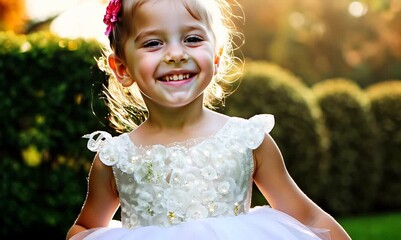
84, 114, 274, 229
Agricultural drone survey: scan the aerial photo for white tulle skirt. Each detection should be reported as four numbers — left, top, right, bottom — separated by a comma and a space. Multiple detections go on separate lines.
71, 206, 331, 240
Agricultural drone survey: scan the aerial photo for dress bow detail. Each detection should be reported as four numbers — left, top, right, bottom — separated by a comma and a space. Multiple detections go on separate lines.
83, 131, 113, 152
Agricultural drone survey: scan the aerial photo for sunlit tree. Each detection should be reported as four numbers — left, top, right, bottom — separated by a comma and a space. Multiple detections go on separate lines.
236, 0, 401, 86
0, 0, 26, 33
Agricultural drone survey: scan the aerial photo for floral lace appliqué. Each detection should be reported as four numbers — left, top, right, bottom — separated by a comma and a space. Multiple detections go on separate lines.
85, 114, 274, 229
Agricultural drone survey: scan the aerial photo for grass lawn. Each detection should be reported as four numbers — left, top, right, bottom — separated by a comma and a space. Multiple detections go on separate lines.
338, 211, 401, 240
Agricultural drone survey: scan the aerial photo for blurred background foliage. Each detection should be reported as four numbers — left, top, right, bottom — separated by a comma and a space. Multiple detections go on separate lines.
1, 0, 401, 239
0, 0, 26, 33
234, 0, 401, 87
311, 78, 381, 214
0, 31, 110, 238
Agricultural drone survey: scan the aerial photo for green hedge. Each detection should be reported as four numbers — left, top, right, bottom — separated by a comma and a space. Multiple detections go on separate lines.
0, 157, 88, 238
312, 78, 381, 215
223, 61, 329, 203
0, 31, 110, 237
366, 80, 401, 210
0, 31, 109, 160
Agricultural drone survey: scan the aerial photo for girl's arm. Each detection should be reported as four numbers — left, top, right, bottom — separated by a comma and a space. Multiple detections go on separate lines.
66, 154, 120, 240
253, 134, 351, 240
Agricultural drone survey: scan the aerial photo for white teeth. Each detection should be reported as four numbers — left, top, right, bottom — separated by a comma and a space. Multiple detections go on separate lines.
163, 74, 190, 81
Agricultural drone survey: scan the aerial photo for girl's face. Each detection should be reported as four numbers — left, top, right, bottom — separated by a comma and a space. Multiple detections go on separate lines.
122, 0, 218, 109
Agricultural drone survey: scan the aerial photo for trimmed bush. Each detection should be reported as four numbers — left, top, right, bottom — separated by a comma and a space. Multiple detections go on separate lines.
312, 78, 381, 215
366, 80, 401, 210
0, 31, 109, 237
0, 31, 109, 159
0, 157, 88, 238
223, 61, 329, 204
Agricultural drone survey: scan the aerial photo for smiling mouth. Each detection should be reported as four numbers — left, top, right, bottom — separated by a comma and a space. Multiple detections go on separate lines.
161, 73, 194, 82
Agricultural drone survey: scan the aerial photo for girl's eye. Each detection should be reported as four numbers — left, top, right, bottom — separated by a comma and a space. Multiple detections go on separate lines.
143, 40, 163, 49
185, 35, 203, 44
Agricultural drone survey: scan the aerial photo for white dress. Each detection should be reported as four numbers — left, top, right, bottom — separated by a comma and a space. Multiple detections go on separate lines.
72, 114, 331, 240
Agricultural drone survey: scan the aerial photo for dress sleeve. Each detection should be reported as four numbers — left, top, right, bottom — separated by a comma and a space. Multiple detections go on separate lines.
244, 114, 275, 150
83, 131, 113, 152
82, 131, 121, 166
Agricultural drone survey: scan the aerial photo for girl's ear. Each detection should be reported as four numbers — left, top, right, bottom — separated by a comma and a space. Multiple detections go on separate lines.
108, 54, 134, 87
214, 48, 223, 75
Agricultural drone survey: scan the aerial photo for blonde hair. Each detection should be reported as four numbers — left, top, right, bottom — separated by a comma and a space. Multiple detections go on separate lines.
97, 0, 244, 132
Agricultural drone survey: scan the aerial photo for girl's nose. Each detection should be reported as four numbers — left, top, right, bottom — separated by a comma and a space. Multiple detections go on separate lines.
164, 44, 188, 63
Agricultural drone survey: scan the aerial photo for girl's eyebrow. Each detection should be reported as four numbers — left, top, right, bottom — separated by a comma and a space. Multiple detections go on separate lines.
134, 29, 163, 43
134, 23, 209, 42
183, 23, 209, 34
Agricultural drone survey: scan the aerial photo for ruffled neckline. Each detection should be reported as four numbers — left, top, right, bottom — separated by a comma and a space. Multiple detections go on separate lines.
84, 114, 274, 158
121, 117, 234, 151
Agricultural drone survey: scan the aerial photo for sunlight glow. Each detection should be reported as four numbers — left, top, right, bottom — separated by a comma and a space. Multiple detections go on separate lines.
50, 0, 108, 45
348, 1, 368, 18
289, 12, 305, 29
25, 0, 108, 45
25, 0, 80, 21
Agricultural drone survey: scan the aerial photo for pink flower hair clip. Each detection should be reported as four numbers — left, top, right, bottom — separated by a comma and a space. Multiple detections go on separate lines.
103, 0, 122, 36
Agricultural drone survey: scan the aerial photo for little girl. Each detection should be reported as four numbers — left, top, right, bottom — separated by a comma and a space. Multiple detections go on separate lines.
66, 0, 351, 239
